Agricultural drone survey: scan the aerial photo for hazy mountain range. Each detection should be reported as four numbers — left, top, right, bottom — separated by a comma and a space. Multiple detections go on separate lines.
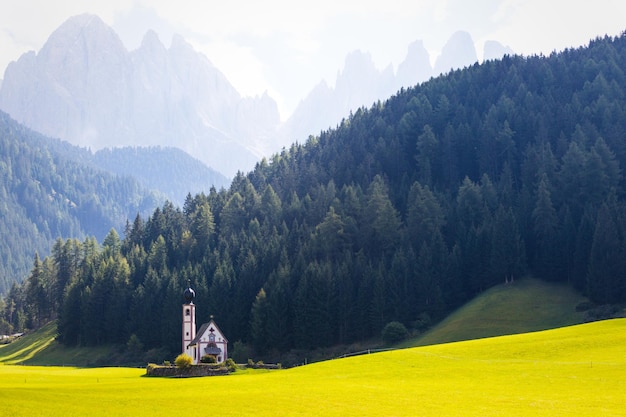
0, 14, 513, 178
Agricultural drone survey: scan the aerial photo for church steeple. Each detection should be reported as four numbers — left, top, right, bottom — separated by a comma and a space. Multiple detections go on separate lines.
182, 284, 197, 360
183, 286, 195, 304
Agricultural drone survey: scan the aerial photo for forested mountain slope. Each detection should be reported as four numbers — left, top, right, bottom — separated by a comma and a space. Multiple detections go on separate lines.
0, 111, 162, 294
91, 146, 230, 206
2, 33, 625, 363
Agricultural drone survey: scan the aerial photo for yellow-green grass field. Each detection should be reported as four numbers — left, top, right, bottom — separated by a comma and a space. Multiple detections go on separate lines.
1, 319, 625, 416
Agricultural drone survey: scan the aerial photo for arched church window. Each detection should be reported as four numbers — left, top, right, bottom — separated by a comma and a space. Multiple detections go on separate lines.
185, 308, 190, 316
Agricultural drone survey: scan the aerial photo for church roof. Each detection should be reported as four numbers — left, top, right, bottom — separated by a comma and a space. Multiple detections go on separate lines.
204, 345, 222, 355
188, 319, 228, 347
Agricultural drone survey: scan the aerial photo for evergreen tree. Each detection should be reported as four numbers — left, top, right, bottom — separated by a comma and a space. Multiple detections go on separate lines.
491, 205, 524, 284
456, 177, 485, 231
587, 203, 625, 303
25, 253, 48, 328
532, 173, 559, 280
557, 141, 587, 220
406, 182, 445, 252
572, 206, 597, 291
220, 192, 247, 236
57, 277, 83, 346
250, 288, 270, 354
189, 201, 215, 256
415, 231, 447, 318
259, 185, 282, 225
264, 257, 293, 351
313, 206, 349, 261
362, 175, 402, 259
416, 125, 438, 186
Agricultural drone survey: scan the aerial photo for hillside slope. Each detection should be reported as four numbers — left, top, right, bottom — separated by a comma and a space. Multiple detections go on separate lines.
0, 322, 57, 364
0, 322, 124, 367
404, 278, 589, 347
91, 146, 231, 206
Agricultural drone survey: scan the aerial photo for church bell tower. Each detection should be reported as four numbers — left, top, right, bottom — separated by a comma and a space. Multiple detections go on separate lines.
182, 285, 197, 360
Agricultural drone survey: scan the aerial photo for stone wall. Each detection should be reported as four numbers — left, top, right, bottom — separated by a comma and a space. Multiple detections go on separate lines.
145, 364, 230, 377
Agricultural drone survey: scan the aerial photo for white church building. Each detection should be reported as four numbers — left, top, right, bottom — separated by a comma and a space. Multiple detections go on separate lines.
182, 286, 228, 364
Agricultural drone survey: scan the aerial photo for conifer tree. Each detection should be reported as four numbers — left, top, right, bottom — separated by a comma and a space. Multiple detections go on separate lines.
587, 203, 625, 303
532, 173, 559, 279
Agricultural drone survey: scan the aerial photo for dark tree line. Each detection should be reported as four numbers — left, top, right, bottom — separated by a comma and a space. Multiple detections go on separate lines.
2, 33, 626, 362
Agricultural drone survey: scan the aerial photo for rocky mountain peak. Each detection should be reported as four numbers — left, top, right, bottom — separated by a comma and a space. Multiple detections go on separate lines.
483, 40, 515, 62
0, 14, 279, 177
434, 30, 478, 75
139, 29, 166, 54
39, 14, 127, 68
396, 40, 433, 89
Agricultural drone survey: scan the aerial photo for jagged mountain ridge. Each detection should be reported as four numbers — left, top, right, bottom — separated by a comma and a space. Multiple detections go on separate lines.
0, 15, 513, 177
277, 31, 513, 147
0, 14, 280, 178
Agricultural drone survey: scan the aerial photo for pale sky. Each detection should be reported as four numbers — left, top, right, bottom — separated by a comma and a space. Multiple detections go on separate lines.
1, 0, 625, 119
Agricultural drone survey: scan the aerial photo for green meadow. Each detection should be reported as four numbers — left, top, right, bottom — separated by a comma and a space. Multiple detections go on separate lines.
2, 318, 625, 416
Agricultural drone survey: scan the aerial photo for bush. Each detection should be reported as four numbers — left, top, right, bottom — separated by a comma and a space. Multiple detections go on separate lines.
413, 312, 432, 331
175, 353, 193, 369
200, 354, 217, 364
231, 340, 254, 363
382, 321, 409, 345
576, 301, 595, 312
143, 347, 170, 364
584, 304, 623, 322
225, 358, 238, 372
126, 333, 143, 353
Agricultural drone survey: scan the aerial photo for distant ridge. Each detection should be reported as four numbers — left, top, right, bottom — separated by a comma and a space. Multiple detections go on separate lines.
278, 30, 512, 149
92, 146, 230, 206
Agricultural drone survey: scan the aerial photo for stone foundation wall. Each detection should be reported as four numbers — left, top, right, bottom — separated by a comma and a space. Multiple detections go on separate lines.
146, 364, 230, 377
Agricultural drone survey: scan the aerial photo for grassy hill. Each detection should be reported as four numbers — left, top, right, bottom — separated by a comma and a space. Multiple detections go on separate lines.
0, 322, 57, 364
0, 322, 124, 367
403, 277, 589, 348
1, 319, 624, 416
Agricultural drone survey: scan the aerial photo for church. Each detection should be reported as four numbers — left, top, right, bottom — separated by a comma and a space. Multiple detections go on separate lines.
181, 286, 228, 364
